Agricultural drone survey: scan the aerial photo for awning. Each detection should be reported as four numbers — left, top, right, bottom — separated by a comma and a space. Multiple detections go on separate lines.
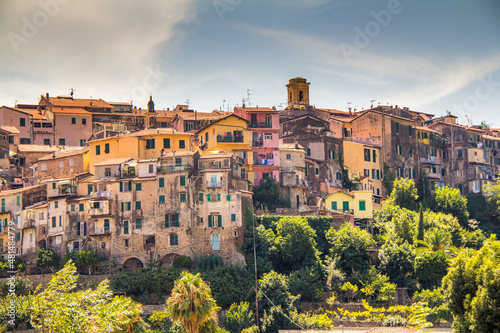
479, 165, 494, 175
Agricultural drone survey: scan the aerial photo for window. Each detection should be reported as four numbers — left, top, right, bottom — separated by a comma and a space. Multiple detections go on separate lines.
146, 138, 155, 149
364, 148, 371, 162
199, 192, 204, 202
179, 140, 185, 149
87, 184, 93, 195
104, 143, 110, 154
342, 201, 349, 211
207, 193, 211, 202
364, 169, 369, 177
409, 147, 413, 157
205, 132, 209, 143
395, 122, 399, 133
44, 138, 50, 145
71, 117, 76, 124
20, 138, 30, 144
175, 157, 182, 166
159, 177, 165, 188
397, 145, 402, 155
217, 193, 221, 202
136, 182, 142, 191
121, 202, 131, 211
71, 204, 75, 212
162, 138, 171, 149
78, 203, 84, 211
159, 195, 165, 204
59, 216, 62, 226
149, 164, 154, 173
54, 201, 58, 208
96, 145, 101, 155
135, 201, 141, 210
80, 139, 85, 146
165, 213, 179, 227
124, 239, 129, 247
82, 118, 87, 125
331, 201, 337, 210
226, 194, 231, 201
212, 234, 220, 250
408, 126, 412, 136
52, 216, 56, 228
170, 234, 178, 246
135, 219, 142, 229
307, 148, 311, 156
359, 201, 366, 211
458, 149, 463, 158
208, 214, 222, 227
59, 138, 65, 145
16, 196, 20, 206
265, 133, 272, 140
231, 213, 236, 222
180, 193, 187, 202
20, 118, 26, 127
372, 150, 377, 163
286, 154, 291, 160
180, 176, 186, 186
123, 221, 129, 234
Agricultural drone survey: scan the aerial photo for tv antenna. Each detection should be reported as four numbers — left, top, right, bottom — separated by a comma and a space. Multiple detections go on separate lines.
347, 102, 352, 111
246, 89, 253, 107
70, 88, 74, 97
185, 99, 190, 109
370, 100, 375, 108
464, 114, 472, 127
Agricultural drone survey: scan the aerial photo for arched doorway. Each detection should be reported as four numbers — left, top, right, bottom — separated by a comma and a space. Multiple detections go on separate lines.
122, 257, 144, 271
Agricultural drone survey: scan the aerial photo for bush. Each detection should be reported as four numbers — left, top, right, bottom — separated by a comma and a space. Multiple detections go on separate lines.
222, 302, 254, 333
415, 251, 448, 290
383, 315, 407, 327
172, 255, 192, 269
288, 266, 325, 302
193, 255, 223, 271
36, 248, 60, 272
201, 265, 253, 308
148, 311, 172, 331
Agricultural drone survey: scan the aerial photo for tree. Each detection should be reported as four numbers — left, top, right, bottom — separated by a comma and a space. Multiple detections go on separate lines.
338, 153, 353, 190
442, 238, 500, 332
378, 238, 416, 289
417, 204, 424, 242
30, 260, 148, 332
222, 302, 254, 333
416, 229, 456, 257
387, 178, 418, 211
326, 223, 376, 280
36, 248, 60, 273
392, 209, 416, 244
253, 176, 289, 210
382, 164, 396, 195
64, 247, 99, 275
166, 271, 220, 333
431, 186, 469, 228
274, 216, 319, 272
415, 250, 449, 290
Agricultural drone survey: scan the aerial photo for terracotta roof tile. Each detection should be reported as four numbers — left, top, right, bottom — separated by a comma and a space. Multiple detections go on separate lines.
47, 97, 112, 109
50, 107, 91, 115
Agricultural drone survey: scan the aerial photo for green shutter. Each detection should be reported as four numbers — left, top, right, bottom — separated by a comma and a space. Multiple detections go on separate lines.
180, 176, 186, 186
174, 213, 179, 227
218, 215, 222, 227
136, 183, 142, 191
217, 193, 221, 201
83, 222, 87, 236
119, 182, 123, 192
207, 193, 211, 202
199, 193, 204, 201
343, 201, 349, 211
208, 215, 213, 227
88, 184, 93, 195
226, 195, 231, 201
359, 201, 366, 211
121, 202, 124, 211
331, 201, 337, 210
136, 201, 141, 209
231, 214, 236, 222
165, 214, 170, 228
159, 178, 164, 188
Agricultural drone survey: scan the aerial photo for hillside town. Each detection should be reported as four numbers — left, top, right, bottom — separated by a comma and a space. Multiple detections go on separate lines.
0, 77, 497, 272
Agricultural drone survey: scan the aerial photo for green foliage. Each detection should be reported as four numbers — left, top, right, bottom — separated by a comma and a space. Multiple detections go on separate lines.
201, 265, 253, 309
288, 265, 325, 302
0, 295, 32, 330
222, 302, 254, 333
241, 325, 259, 333
382, 164, 396, 195
148, 311, 172, 331
386, 178, 419, 211
378, 239, 416, 290
340, 281, 358, 302
461, 228, 486, 249
415, 250, 449, 290
412, 288, 451, 324
480, 183, 500, 235
442, 239, 500, 332
417, 204, 424, 241
173, 256, 193, 269
30, 260, 148, 332
274, 216, 319, 272
110, 267, 181, 303
288, 309, 333, 329
416, 229, 456, 257
325, 257, 345, 291
392, 209, 416, 244
166, 271, 221, 333
0, 275, 34, 297
194, 255, 224, 271
36, 248, 60, 272
338, 152, 353, 190
253, 176, 290, 210
326, 223, 376, 279
64, 247, 99, 274
431, 185, 469, 228
360, 267, 396, 304
258, 271, 299, 313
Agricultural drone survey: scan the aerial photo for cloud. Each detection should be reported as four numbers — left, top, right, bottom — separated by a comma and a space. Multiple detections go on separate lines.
0, 0, 197, 105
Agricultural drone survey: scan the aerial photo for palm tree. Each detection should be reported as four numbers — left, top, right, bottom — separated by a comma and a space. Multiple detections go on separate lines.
416, 229, 456, 257
166, 271, 220, 333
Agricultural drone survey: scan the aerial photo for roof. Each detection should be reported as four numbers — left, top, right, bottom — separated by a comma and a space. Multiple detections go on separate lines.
37, 147, 88, 161
199, 152, 233, 159
482, 134, 500, 140
128, 128, 193, 137
280, 113, 329, 124
50, 107, 91, 115
324, 190, 354, 199
0, 106, 46, 120
365, 327, 415, 333
0, 126, 20, 134
0, 185, 42, 196
414, 126, 441, 135
196, 114, 248, 133
235, 106, 278, 113
17, 145, 61, 153
46, 97, 113, 109
159, 151, 197, 158
93, 157, 133, 167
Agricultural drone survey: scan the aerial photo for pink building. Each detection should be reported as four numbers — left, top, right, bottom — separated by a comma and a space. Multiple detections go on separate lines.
234, 106, 280, 185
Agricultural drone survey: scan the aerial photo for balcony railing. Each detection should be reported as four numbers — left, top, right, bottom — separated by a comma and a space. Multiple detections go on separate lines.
23, 220, 35, 229
217, 135, 244, 143
331, 209, 355, 215
91, 227, 111, 236
252, 140, 263, 147
254, 159, 275, 166
249, 122, 273, 129
157, 165, 190, 173
88, 207, 109, 216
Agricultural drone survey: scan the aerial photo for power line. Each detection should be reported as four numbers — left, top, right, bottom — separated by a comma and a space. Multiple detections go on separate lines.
257, 287, 307, 331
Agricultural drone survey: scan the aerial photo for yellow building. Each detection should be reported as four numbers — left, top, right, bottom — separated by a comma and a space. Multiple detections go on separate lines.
197, 114, 254, 183
343, 141, 383, 200
87, 129, 193, 174
324, 190, 374, 220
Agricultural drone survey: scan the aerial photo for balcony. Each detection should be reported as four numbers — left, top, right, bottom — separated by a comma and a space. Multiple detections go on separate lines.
254, 159, 275, 166
91, 227, 111, 236
157, 164, 190, 173
93, 191, 111, 198
252, 140, 263, 147
330, 208, 355, 215
22, 220, 35, 229
249, 122, 273, 129
217, 135, 244, 143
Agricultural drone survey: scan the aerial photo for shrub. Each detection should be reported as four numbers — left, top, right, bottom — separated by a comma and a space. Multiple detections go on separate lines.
222, 302, 254, 333
172, 255, 192, 269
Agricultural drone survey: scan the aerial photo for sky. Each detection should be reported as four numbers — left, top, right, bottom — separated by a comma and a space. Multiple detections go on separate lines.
0, 0, 499, 126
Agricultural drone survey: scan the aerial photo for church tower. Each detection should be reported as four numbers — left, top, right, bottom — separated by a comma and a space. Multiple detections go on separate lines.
148, 94, 155, 113
286, 77, 310, 107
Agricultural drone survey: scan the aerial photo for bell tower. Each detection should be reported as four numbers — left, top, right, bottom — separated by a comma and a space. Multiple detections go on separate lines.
286, 77, 310, 107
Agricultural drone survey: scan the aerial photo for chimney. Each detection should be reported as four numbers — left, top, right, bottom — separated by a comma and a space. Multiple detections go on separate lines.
46, 93, 49, 99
